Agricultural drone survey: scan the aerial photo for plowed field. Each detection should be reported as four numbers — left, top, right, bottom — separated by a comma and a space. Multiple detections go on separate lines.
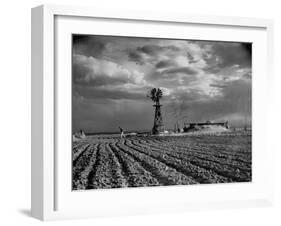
72, 132, 251, 190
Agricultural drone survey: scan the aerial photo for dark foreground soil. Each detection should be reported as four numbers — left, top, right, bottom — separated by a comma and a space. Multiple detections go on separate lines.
72, 131, 252, 190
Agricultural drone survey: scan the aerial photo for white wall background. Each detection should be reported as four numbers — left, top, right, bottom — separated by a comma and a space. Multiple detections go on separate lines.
0, 0, 280, 225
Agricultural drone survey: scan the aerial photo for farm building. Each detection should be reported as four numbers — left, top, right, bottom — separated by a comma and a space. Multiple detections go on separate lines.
183, 121, 229, 132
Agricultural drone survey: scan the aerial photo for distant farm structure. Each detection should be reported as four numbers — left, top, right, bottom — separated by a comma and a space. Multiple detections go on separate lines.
183, 121, 229, 133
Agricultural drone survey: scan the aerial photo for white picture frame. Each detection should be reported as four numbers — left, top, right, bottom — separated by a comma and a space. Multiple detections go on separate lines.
31, 4, 274, 221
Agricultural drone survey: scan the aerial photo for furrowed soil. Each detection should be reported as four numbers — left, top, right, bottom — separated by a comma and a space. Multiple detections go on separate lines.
72, 131, 252, 190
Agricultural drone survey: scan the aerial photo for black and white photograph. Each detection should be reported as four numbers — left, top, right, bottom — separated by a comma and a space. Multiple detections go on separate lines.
72, 34, 252, 190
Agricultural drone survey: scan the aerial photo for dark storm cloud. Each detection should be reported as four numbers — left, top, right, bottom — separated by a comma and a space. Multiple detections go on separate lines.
204, 42, 252, 73
146, 64, 199, 85
73, 59, 133, 87
74, 74, 131, 87
214, 43, 252, 68
146, 66, 199, 85
73, 35, 89, 44
128, 51, 146, 65
155, 60, 175, 68
152, 75, 198, 89
167, 88, 207, 103
187, 52, 199, 64
72, 54, 145, 89
243, 71, 252, 79
209, 84, 227, 89
75, 85, 147, 100
128, 44, 181, 64
73, 35, 107, 58
137, 45, 180, 56
162, 66, 198, 75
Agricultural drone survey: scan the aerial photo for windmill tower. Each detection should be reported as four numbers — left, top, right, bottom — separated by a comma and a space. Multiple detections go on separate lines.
148, 88, 164, 134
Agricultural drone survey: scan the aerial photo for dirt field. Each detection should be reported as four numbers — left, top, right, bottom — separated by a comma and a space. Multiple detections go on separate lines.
72, 131, 252, 190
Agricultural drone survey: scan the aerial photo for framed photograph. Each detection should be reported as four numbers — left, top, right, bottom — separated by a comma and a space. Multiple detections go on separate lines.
31, 4, 274, 221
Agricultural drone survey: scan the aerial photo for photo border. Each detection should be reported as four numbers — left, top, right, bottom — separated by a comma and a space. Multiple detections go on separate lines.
71, 33, 253, 191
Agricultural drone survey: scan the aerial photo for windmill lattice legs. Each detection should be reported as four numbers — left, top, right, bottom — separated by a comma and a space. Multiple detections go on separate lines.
152, 103, 164, 134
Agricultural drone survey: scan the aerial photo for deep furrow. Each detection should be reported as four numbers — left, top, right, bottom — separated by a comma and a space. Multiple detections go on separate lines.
146, 135, 251, 155
86, 143, 108, 189
72, 141, 88, 150
136, 139, 251, 181
73, 144, 91, 165
85, 148, 100, 189
109, 142, 160, 187
143, 137, 251, 164
104, 143, 129, 187
86, 142, 130, 189
125, 139, 229, 183
176, 142, 251, 159
72, 144, 98, 190
136, 138, 251, 172
123, 139, 227, 183
134, 139, 250, 182
116, 140, 198, 185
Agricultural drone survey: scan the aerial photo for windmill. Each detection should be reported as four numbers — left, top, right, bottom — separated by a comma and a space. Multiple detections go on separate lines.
147, 88, 164, 134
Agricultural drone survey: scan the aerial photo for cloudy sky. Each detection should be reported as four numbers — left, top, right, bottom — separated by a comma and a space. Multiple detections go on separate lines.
72, 35, 252, 133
